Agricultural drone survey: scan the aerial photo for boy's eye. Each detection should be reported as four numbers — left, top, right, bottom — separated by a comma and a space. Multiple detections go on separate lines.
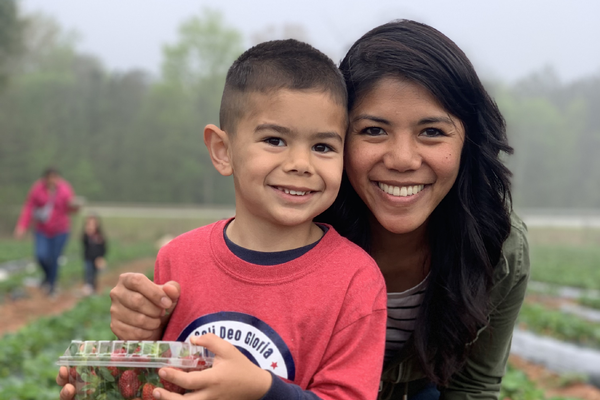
264, 137, 285, 146
313, 143, 334, 153
360, 127, 386, 136
420, 128, 446, 138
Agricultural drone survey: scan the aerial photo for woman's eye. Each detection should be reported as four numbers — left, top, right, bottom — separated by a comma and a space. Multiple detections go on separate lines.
420, 128, 445, 138
361, 127, 386, 136
313, 143, 334, 153
264, 137, 285, 146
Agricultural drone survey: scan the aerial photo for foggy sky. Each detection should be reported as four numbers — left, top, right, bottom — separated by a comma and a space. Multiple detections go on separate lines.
20, 0, 600, 83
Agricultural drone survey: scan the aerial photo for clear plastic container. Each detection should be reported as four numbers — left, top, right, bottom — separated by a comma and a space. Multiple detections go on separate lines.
57, 340, 213, 399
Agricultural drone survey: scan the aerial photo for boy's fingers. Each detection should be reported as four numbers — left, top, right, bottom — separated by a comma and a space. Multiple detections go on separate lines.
191, 333, 234, 357
152, 386, 188, 400
158, 367, 208, 391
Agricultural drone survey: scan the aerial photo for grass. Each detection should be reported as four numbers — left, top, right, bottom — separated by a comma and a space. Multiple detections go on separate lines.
529, 245, 600, 290
527, 227, 600, 290
0, 214, 221, 298
0, 239, 157, 298
0, 240, 35, 264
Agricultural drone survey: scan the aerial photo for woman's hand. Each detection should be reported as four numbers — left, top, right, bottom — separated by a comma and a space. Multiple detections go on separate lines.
152, 333, 272, 400
56, 366, 76, 400
109, 273, 180, 340
13, 225, 26, 240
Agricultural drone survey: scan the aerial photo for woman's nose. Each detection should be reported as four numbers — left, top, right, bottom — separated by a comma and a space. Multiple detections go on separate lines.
383, 135, 422, 172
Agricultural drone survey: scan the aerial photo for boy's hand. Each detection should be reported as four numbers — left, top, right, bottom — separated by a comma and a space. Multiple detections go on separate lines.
56, 366, 76, 400
109, 273, 180, 340
153, 333, 272, 400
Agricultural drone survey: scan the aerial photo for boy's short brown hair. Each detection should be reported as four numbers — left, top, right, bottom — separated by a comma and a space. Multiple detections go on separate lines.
219, 39, 347, 133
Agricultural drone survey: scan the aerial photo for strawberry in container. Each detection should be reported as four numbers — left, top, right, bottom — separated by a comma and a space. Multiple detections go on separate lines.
57, 340, 213, 400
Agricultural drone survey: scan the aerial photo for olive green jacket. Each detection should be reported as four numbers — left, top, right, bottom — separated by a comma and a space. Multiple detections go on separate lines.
379, 214, 530, 400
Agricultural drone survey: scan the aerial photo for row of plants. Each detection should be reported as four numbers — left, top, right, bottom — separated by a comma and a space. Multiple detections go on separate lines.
0, 302, 578, 400
0, 296, 578, 400
517, 302, 600, 349
579, 296, 600, 311
0, 292, 117, 400
500, 363, 581, 400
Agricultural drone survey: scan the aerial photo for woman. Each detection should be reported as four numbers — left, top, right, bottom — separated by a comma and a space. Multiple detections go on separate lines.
14, 167, 80, 297
58, 20, 528, 400
318, 20, 529, 399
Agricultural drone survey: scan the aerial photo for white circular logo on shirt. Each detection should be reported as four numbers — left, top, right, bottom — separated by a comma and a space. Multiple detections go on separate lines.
177, 311, 295, 380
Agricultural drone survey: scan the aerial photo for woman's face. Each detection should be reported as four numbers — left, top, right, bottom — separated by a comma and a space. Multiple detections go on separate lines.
345, 78, 465, 235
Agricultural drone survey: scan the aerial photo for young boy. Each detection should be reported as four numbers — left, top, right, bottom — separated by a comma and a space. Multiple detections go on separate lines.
61, 39, 386, 400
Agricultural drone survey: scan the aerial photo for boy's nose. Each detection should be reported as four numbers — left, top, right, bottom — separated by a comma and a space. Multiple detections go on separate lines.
283, 147, 313, 175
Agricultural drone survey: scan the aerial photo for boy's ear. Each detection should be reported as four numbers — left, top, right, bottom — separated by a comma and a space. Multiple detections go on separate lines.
204, 124, 233, 176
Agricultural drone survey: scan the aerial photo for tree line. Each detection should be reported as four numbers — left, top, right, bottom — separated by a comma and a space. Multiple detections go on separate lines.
1, 2, 599, 232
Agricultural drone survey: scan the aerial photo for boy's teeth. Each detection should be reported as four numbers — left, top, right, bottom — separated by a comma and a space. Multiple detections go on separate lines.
378, 183, 425, 197
280, 188, 307, 196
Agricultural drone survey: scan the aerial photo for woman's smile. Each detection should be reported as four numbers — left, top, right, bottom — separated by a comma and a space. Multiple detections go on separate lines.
376, 182, 426, 197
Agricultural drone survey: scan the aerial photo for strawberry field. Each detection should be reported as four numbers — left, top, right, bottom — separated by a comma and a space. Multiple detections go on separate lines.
0, 213, 599, 399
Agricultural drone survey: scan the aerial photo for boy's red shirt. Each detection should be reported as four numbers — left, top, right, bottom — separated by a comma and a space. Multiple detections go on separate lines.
156, 218, 387, 399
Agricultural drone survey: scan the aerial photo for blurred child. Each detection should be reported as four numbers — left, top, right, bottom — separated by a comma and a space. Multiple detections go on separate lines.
81, 214, 107, 296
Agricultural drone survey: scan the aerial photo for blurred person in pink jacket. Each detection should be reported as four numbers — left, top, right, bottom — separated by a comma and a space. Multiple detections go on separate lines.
14, 167, 80, 297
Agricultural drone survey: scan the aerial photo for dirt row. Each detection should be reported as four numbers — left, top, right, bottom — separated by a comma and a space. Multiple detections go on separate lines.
0, 257, 154, 335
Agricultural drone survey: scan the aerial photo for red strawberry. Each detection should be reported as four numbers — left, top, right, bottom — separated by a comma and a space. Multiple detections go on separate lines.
107, 366, 120, 377
160, 368, 185, 394
118, 369, 142, 399
111, 348, 127, 360
69, 367, 78, 381
142, 383, 156, 400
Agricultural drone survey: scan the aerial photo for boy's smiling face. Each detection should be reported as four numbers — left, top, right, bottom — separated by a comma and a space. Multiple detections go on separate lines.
227, 89, 347, 230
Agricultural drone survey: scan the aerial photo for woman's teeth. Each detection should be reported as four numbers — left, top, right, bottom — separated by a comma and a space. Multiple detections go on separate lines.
279, 187, 309, 196
378, 183, 424, 197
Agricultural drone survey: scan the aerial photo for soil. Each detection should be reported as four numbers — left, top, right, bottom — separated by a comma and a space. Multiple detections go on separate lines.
1, 258, 599, 400
0, 257, 154, 335
509, 354, 600, 400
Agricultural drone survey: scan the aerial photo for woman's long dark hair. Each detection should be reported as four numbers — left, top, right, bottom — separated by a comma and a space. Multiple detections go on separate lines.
319, 20, 513, 385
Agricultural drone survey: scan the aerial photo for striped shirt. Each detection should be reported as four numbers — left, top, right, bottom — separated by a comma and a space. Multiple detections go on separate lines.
385, 274, 429, 362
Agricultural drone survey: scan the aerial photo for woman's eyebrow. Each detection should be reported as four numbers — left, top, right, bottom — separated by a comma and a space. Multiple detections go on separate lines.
417, 116, 454, 125
351, 114, 390, 125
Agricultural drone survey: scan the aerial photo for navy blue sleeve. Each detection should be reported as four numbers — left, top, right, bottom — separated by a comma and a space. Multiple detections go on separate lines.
260, 372, 322, 400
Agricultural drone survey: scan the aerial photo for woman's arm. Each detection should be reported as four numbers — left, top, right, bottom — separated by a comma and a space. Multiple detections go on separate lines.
442, 218, 530, 400
14, 183, 38, 238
